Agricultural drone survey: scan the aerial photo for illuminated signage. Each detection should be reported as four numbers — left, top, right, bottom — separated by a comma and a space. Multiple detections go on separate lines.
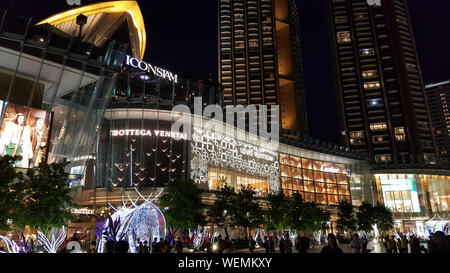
320, 164, 341, 173
71, 208, 94, 215
110, 129, 187, 140
425, 80, 450, 89
125, 55, 178, 83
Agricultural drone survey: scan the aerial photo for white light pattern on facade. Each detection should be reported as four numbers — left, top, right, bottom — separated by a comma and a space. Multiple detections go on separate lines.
190, 127, 280, 192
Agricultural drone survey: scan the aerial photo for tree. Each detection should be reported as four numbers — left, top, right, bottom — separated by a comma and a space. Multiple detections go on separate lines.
264, 190, 290, 232
14, 160, 75, 233
158, 178, 206, 232
208, 181, 236, 237
373, 203, 394, 234
0, 155, 19, 230
0, 156, 75, 233
336, 200, 357, 233
287, 192, 330, 233
232, 186, 263, 239
357, 201, 375, 233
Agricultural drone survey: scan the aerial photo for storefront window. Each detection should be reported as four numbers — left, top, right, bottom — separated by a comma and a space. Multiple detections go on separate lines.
375, 174, 421, 213
280, 153, 351, 205
208, 166, 269, 196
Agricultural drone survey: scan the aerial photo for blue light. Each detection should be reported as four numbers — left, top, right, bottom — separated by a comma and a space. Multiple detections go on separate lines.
369, 99, 382, 106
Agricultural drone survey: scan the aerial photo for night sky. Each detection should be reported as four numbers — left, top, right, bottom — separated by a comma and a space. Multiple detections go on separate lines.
2, 0, 450, 145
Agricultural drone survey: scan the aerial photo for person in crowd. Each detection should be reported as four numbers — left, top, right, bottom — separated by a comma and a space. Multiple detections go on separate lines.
249, 237, 256, 253
216, 234, 225, 253
284, 233, 293, 253
279, 236, 286, 253
263, 237, 270, 254
298, 233, 311, 253
90, 240, 97, 253
350, 233, 361, 253
223, 235, 232, 253
142, 240, 149, 253
383, 235, 390, 253
138, 241, 143, 253
161, 239, 171, 253
429, 231, 450, 253
361, 236, 369, 253
321, 233, 343, 254
390, 236, 398, 253
269, 236, 275, 253
114, 240, 129, 253
104, 241, 115, 253
294, 234, 301, 253
175, 237, 184, 253
151, 237, 160, 253
400, 235, 409, 253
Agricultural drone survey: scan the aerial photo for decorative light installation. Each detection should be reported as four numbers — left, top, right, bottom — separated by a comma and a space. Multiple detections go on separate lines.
189, 226, 209, 250
0, 236, 20, 253
37, 226, 66, 253
190, 127, 280, 192
288, 231, 297, 245
98, 187, 166, 253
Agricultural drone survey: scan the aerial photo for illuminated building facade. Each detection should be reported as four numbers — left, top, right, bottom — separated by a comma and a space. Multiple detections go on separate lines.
326, 0, 438, 165
373, 170, 450, 235
218, 0, 307, 136
426, 80, 450, 162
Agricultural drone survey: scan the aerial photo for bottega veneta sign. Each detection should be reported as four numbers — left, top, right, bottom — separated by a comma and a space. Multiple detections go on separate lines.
110, 129, 187, 140
125, 55, 178, 83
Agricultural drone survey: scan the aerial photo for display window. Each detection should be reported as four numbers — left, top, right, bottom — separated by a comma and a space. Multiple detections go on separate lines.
292, 167, 302, 179
302, 158, 313, 169
316, 194, 327, 204
328, 195, 339, 205
313, 160, 323, 171
327, 184, 338, 194
314, 171, 325, 182
303, 169, 314, 181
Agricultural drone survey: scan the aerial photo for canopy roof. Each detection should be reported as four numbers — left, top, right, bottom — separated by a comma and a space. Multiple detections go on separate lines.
36, 1, 146, 59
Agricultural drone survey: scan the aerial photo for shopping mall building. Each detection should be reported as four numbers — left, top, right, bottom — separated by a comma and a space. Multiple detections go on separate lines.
0, 2, 447, 242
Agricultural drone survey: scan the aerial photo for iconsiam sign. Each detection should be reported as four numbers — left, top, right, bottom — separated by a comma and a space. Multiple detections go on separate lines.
125, 55, 178, 83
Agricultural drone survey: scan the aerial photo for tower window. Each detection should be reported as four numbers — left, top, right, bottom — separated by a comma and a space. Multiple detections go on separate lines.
370, 122, 387, 131
394, 127, 406, 142
359, 48, 375, 56
337, 31, 351, 44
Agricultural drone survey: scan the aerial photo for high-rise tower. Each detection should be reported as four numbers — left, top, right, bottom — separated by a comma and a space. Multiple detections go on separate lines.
326, 0, 438, 165
218, 0, 307, 136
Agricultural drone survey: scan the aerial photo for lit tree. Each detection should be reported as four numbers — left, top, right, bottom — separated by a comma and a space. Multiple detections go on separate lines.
208, 179, 236, 238
232, 186, 263, 239
357, 201, 375, 233
158, 178, 206, 232
373, 203, 394, 235
264, 190, 290, 232
14, 160, 75, 233
336, 200, 357, 233
287, 192, 330, 233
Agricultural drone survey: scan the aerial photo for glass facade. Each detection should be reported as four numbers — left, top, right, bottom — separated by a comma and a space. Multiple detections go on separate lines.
421, 175, 450, 213
208, 166, 269, 196
376, 174, 421, 213
280, 153, 351, 205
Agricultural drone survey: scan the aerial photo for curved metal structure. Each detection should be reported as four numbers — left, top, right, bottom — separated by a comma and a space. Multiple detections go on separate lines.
36, 1, 146, 59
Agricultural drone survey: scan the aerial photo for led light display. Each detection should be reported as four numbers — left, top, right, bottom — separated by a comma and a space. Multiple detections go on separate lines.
190, 127, 280, 192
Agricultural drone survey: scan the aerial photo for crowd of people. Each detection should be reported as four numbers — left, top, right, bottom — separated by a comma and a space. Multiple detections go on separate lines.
330, 231, 450, 253
88, 230, 450, 253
